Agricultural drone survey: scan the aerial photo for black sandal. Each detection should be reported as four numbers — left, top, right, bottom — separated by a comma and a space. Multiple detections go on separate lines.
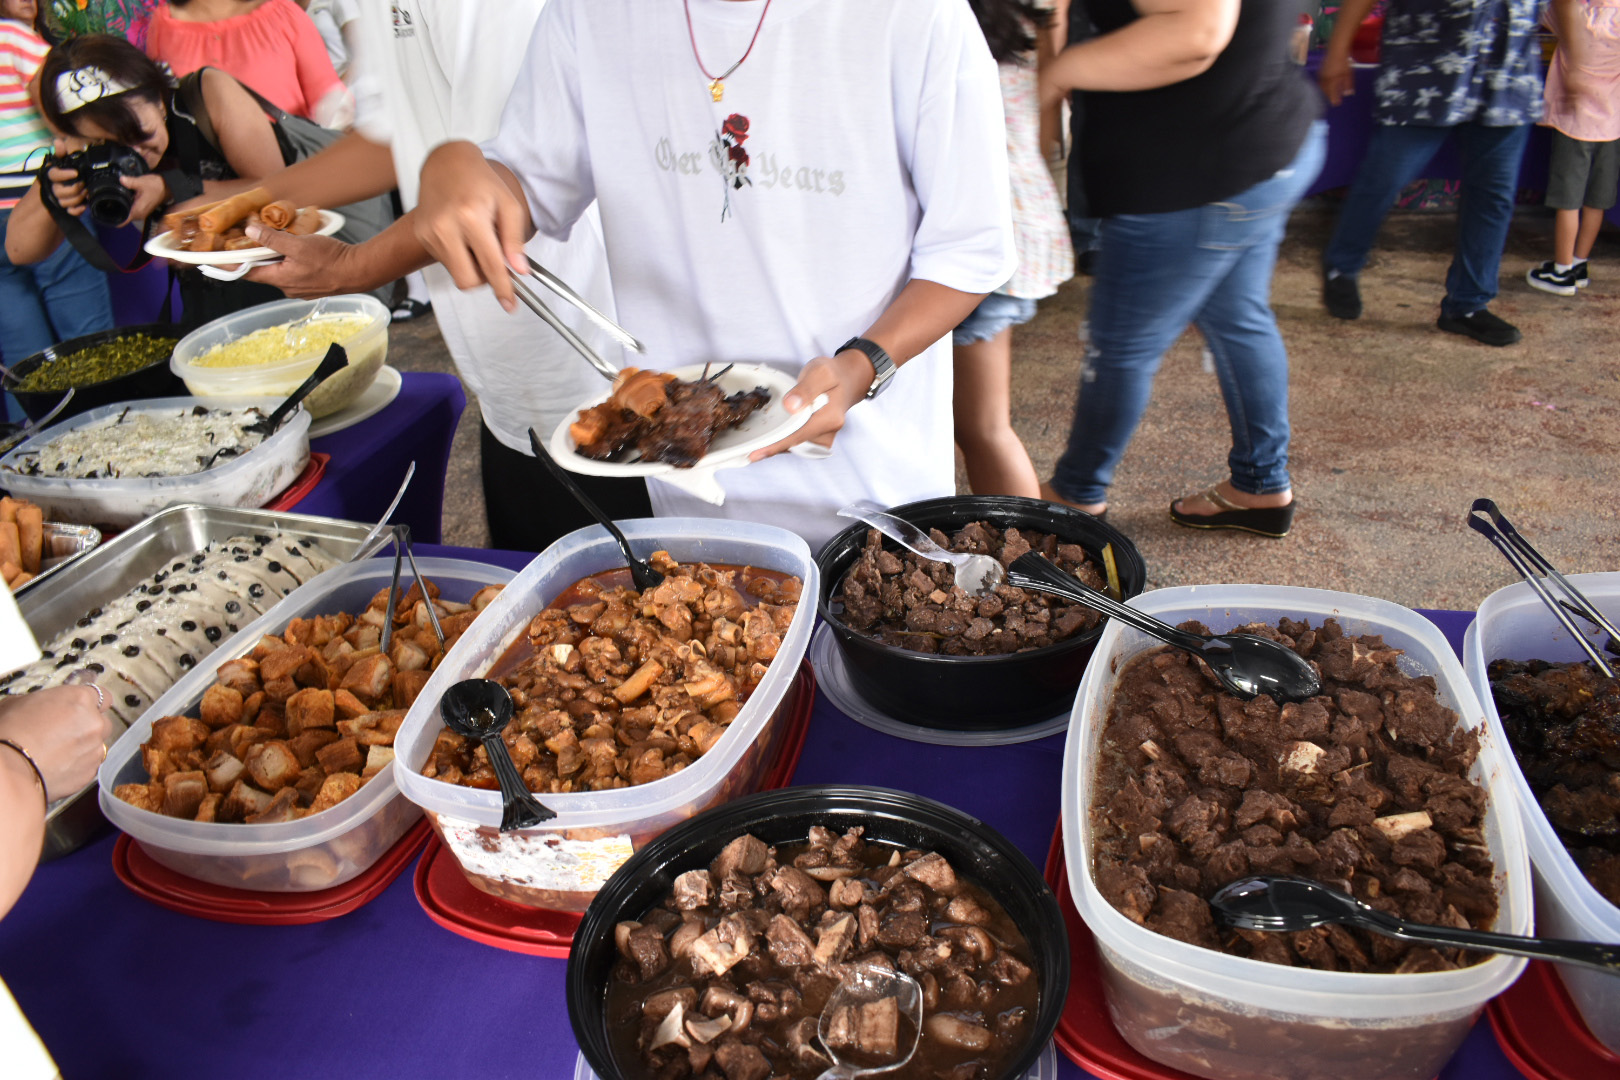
1169, 485, 1294, 538
392, 298, 433, 323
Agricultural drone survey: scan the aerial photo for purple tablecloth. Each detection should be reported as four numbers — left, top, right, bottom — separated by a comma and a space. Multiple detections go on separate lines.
295, 371, 464, 544
0, 548, 1528, 1080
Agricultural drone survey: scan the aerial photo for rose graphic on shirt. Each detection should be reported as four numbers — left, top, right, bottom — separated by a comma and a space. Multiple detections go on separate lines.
709, 113, 752, 222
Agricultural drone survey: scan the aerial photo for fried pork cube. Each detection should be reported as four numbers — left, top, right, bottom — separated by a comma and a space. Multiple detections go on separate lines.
293, 767, 329, 805
470, 585, 503, 611
286, 728, 341, 768
214, 657, 261, 698
391, 669, 431, 710
254, 703, 288, 736
309, 771, 361, 813
222, 779, 273, 820
244, 739, 301, 791
141, 746, 175, 782
315, 736, 363, 775
294, 651, 334, 691
244, 786, 301, 824
199, 684, 245, 729
203, 750, 246, 793
194, 793, 221, 823
259, 643, 312, 683
285, 687, 336, 736
150, 715, 211, 756
361, 745, 394, 780
115, 782, 163, 813
240, 690, 266, 726
333, 689, 371, 719
338, 653, 393, 706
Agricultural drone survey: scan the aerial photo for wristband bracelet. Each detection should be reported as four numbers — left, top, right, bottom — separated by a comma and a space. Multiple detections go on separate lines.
0, 737, 48, 810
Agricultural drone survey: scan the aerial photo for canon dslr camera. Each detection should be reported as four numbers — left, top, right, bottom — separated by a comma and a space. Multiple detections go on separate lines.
49, 143, 148, 226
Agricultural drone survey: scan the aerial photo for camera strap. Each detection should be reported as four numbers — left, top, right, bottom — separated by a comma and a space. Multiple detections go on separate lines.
37, 176, 154, 276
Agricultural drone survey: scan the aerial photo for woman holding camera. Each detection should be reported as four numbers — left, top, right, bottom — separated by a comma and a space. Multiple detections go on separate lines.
3, 34, 388, 327
0, 0, 113, 372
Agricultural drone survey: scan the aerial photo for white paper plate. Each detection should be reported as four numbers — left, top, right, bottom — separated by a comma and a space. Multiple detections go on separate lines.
308, 365, 402, 439
143, 209, 345, 266
547, 363, 818, 478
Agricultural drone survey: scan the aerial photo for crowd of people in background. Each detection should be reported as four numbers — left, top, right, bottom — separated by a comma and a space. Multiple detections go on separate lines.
0, 0, 1615, 540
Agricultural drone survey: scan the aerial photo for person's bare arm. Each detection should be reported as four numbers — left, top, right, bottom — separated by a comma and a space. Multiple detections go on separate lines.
0, 687, 112, 918
1550, 0, 1591, 110
1039, 0, 1070, 163
2, 182, 65, 264
751, 279, 986, 459
1317, 0, 1380, 106
261, 131, 397, 207
244, 212, 434, 296
1042, 0, 1239, 101
203, 68, 293, 182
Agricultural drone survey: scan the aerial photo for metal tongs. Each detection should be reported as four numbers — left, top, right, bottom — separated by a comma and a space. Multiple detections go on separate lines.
1467, 498, 1618, 677
379, 523, 445, 655
510, 255, 644, 381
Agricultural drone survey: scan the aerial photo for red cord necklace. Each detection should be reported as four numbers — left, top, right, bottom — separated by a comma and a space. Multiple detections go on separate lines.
683, 0, 773, 103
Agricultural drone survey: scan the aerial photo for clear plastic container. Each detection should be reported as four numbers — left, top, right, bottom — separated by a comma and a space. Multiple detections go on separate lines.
0, 396, 310, 529
392, 518, 819, 912
1463, 573, 1620, 1053
170, 295, 389, 418
1062, 584, 1532, 1080
571, 1041, 1060, 1079
98, 556, 515, 891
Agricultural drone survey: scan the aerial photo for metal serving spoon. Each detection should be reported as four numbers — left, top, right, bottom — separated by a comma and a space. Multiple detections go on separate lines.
1210, 876, 1620, 974
1467, 498, 1618, 677
1006, 552, 1322, 703
527, 427, 664, 591
836, 502, 1005, 596
245, 342, 348, 437
815, 965, 923, 1080
439, 678, 555, 831
0, 387, 74, 457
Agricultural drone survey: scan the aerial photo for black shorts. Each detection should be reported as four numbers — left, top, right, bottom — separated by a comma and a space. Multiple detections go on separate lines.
478, 422, 652, 553
1546, 129, 1620, 211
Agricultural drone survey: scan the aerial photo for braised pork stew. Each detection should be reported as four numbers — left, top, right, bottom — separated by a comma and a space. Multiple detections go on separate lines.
606, 827, 1039, 1080
834, 521, 1104, 657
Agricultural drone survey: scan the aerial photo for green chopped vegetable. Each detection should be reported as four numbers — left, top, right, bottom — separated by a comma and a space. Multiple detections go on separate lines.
13, 334, 178, 393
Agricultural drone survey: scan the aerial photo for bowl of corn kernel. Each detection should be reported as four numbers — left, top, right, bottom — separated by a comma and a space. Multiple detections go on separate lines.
170, 295, 389, 418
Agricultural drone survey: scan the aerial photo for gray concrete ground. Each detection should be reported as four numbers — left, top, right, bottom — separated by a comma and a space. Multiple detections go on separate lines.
387, 203, 1618, 613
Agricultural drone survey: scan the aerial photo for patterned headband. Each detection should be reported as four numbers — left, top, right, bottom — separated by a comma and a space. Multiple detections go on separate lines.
55, 66, 135, 114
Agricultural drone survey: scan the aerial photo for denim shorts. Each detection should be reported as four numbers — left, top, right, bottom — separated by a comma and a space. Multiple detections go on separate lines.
952, 292, 1037, 345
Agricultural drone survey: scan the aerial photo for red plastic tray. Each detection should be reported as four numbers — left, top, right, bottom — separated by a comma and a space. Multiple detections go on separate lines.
1042, 824, 1210, 1080
414, 659, 818, 958
262, 451, 330, 512
1488, 959, 1620, 1080
112, 816, 432, 925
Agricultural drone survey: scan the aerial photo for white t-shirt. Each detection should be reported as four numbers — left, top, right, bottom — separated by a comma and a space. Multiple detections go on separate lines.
351, 0, 620, 452
486, 0, 1014, 551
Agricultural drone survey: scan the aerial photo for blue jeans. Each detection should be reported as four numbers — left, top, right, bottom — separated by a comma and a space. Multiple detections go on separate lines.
0, 207, 115, 367
1322, 122, 1532, 317
1051, 121, 1326, 506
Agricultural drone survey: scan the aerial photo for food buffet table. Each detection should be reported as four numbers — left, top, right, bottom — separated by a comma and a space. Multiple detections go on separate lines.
0, 542, 1537, 1080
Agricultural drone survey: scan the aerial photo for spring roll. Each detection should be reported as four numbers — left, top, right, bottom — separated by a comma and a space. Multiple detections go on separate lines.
15, 503, 42, 574
223, 233, 261, 251
259, 200, 298, 229
287, 207, 322, 235
198, 187, 272, 233
188, 231, 223, 253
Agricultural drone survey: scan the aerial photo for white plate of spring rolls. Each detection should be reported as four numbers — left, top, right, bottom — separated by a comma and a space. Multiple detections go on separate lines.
144, 208, 345, 266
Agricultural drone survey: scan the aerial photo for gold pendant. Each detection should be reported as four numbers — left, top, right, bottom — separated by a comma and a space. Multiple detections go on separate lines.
710, 79, 724, 102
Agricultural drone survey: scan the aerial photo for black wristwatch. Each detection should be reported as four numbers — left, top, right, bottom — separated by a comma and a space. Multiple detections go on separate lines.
838, 336, 897, 399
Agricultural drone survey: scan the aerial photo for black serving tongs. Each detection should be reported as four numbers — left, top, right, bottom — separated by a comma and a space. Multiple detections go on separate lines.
1467, 498, 1618, 677
510, 256, 644, 381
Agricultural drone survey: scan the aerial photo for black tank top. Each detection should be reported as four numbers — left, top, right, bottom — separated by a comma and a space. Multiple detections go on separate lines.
1078, 0, 1320, 216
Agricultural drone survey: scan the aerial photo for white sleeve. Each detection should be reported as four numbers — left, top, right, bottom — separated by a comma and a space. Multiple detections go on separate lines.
349, 0, 391, 144
481, 0, 594, 243
899, 1, 1017, 294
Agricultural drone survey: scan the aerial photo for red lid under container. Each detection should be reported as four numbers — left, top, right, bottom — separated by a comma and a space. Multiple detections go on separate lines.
1488, 957, 1620, 1080
414, 660, 817, 958
113, 816, 431, 925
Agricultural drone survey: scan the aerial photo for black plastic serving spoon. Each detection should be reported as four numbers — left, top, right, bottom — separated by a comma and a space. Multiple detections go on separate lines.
1005, 551, 1322, 703
1210, 876, 1620, 973
244, 342, 349, 437
439, 678, 555, 831
527, 426, 664, 591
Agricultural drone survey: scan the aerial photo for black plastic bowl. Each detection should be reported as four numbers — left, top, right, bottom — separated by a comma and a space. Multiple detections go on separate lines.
568, 785, 1068, 1080
5, 323, 183, 423
815, 495, 1147, 729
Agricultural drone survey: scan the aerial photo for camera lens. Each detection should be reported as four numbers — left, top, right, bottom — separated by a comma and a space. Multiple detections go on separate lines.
86, 185, 136, 227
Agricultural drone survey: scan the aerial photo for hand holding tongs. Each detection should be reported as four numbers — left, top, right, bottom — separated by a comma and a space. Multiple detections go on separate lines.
1467, 498, 1619, 677
509, 255, 643, 381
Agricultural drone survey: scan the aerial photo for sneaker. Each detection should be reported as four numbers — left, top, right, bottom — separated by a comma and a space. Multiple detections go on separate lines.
1322, 270, 1362, 319
1437, 307, 1522, 346
1574, 260, 1590, 288
392, 298, 433, 323
1527, 261, 1579, 297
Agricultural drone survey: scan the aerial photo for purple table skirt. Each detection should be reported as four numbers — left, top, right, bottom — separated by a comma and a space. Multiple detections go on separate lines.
0, 550, 1527, 1080
297, 371, 466, 545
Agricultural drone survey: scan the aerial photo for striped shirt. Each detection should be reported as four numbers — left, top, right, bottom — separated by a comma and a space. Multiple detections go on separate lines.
0, 20, 51, 211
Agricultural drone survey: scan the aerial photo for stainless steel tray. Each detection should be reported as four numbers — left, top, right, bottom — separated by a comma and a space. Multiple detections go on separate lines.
13, 522, 102, 599
23, 504, 392, 860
